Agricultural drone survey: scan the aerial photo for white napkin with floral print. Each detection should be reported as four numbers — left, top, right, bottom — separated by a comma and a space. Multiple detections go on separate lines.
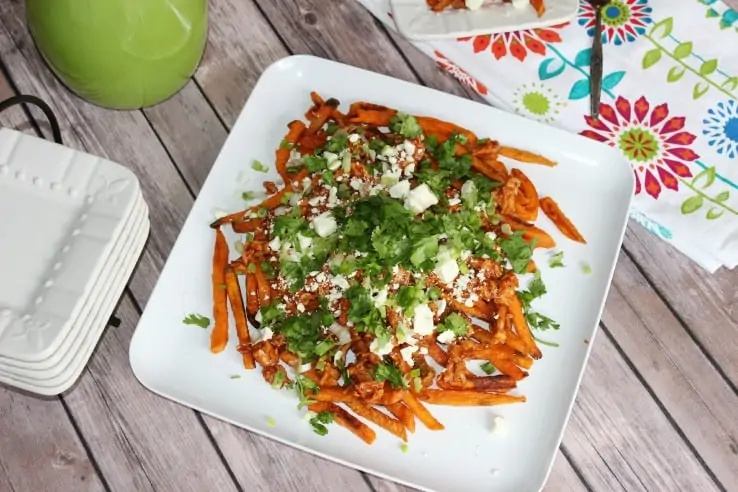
357, 0, 738, 272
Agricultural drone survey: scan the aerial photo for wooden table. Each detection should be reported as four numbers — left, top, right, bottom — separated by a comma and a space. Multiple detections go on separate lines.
1, 1, 737, 491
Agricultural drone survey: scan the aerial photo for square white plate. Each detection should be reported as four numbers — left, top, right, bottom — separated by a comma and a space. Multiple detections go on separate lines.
0, 197, 147, 375
390, 0, 578, 41
0, 207, 150, 396
130, 55, 633, 492
0, 128, 140, 362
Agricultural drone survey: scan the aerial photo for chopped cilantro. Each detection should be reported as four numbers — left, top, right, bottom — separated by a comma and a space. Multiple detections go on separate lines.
279, 140, 294, 150
389, 112, 423, 139
252, 160, 269, 173
498, 232, 534, 274
267, 416, 277, 427
582, 262, 592, 274
373, 360, 408, 389
437, 313, 470, 337
549, 251, 565, 268
182, 313, 210, 328
230, 374, 242, 380
294, 374, 319, 409
271, 371, 285, 389
534, 335, 560, 348
325, 132, 349, 153
526, 312, 560, 331
309, 410, 335, 436
325, 122, 340, 135
241, 191, 259, 201
480, 362, 496, 375
400, 443, 410, 453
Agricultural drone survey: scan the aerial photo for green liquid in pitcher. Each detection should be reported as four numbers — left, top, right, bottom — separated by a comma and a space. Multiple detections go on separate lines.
26, 0, 208, 110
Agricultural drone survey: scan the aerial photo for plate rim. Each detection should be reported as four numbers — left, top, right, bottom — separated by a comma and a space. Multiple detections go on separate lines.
389, 0, 579, 41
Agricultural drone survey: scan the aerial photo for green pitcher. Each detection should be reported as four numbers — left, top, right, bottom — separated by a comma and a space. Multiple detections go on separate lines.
26, 0, 208, 110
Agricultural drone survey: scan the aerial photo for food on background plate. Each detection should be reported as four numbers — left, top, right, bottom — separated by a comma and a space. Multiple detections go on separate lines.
426, 0, 546, 16
206, 92, 583, 444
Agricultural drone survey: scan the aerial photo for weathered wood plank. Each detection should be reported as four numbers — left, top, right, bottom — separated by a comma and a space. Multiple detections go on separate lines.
563, 333, 719, 492
365, 448, 590, 492
623, 226, 738, 385
62, 293, 240, 492
0, 3, 374, 492
602, 253, 738, 487
0, 389, 105, 492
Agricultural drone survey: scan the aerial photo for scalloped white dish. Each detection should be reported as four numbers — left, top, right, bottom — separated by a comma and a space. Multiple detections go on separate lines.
0, 128, 139, 362
390, 0, 578, 41
130, 55, 633, 492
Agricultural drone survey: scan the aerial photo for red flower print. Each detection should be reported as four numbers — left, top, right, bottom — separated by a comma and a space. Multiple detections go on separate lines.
433, 51, 488, 95
458, 23, 568, 62
580, 96, 698, 200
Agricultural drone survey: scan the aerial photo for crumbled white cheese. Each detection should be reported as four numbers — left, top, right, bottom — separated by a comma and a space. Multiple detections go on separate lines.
349, 133, 360, 143
405, 183, 438, 214
268, 236, 281, 252
492, 415, 506, 435
332, 275, 350, 290
374, 288, 389, 308
435, 256, 459, 285
511, 0, 528, 8
312, 212, 337, 237
370, 337, 395, 356
448, 197, 461, 206
350, 177, 364, 191
389, 180, 411, 199
413, 304, 435, 336
466, 0, 485, 10
404, 164, 416, 177
297, 233, 312, 251
260, 327, 274, 341
486, 231, 497, 241
400, 345, 418, 367
296, 303, 305, 313
437, 330, 456, 345
436, 299, 447, 315
403, 140, 416, 157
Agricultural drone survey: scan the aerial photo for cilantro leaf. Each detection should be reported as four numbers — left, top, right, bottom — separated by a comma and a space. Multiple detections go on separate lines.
252, 160, 269, 173
549, 251, 565, 268
182, 313, 210, 328
294, 374, 319, 409
373, 360, 408, 389
310, 410, 335, 436
498, 231, 534, 274
526, 312, 560, 331
389, 113, 423, 138
437, 312, 470, 337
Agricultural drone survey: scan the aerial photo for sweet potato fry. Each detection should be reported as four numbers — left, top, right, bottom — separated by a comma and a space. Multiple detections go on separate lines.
471, 155, 508, 183
245, 271, 259, 316
231, 218, 264, 234
309, 402, 376, 445
276, 120, 306, 182
307, 98, 340, 133
530, 0, 546, 17
312, 386, 354, 403
252, 263, 272, 307
511, 168, 539, 222
402, 392, 445, 431
416, 116, 477, 144
499, 146, 556, 166
387, 403, 415, 434
539, 197, 587, 244
509, 295, 542, 360
210, 229, 229, 353
419, 389, 526, 406
224, 266, 255, 369
346, 401, 408, 441
491, 305, 508, 342
504, 215, 556, 249
426, 339, 449, 366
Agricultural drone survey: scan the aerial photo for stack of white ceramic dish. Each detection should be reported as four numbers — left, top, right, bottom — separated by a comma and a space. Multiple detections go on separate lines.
0, 128, 149, 395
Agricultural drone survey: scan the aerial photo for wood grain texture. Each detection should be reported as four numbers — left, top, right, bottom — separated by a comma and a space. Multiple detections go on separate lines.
562, 333, 719, 492
62, 293, 240, 492
0, 388, 105, 492
0, 2, 373, 492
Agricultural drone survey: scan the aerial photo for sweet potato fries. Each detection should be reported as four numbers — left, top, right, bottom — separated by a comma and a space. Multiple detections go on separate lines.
206, 92, 583, 444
